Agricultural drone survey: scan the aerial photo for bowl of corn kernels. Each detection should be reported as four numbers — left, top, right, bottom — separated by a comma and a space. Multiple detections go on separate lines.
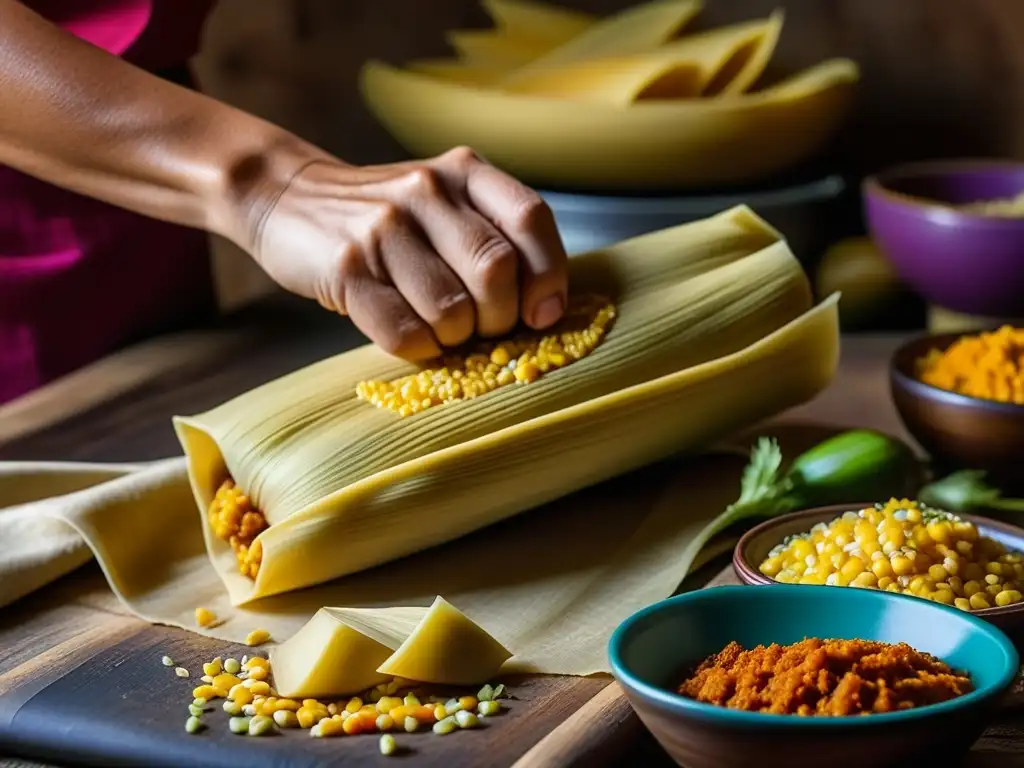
733, 498, 1024, 637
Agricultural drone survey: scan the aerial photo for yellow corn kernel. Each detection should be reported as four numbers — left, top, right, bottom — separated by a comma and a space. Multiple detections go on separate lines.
839, 558, 865, 581
434, 704, 448, 721
969, 593, 992, 610
871, 559, 894, 580
192, 685, 223, 701
228, 685, 253, 705
212, 673, 242, 691
458, 696, 479, 712
931, 589, 955, 605
954, 597, 971, 611
296, 707, 319, 729
202, 661, 221, 678
195, 607, 217, 628
891, 556, 914, 576
345, 697, 363, 714
247, 681, 271, 696
850, 572, 877, 589
245, 629, 271, 647
243, 657, 269, 670
996, 589, 1023, 607
876, 576, 894, 590
928, 564, 948, 582
963, 580, 983, 597
985, 573, 1002, 586
246, 666, 269, 681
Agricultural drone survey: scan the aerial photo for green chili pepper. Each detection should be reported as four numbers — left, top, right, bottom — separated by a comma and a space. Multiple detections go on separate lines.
722, 429, 920, 524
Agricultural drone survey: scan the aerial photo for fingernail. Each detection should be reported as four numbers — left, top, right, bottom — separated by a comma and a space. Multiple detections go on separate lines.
531, 294, 564, 329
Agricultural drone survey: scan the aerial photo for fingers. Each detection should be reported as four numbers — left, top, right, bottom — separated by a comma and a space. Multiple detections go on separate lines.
449, 148, 569, 330
399, 165, 521, 338
338, 246, 441, 361
377, 216, 476, 348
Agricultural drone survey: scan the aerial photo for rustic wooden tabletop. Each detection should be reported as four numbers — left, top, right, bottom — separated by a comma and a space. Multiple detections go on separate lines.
2, 292, 1021, 767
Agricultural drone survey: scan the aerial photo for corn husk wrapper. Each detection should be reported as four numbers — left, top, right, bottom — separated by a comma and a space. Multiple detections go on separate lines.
445, 30, 553, 70
480, 0, 596, 47
497, 0, 703, 85
359, 58, 857, 191
174, 205, 839, 607
501, 11, 784, 104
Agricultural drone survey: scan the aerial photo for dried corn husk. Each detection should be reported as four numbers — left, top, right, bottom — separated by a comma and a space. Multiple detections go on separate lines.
497, 0, 703, 85
479, 0, 596, 47
500, 11, 784, 104
174, 205, 838, 606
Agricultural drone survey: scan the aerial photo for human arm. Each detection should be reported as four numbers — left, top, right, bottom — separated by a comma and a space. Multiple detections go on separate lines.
0, 0, 568, 358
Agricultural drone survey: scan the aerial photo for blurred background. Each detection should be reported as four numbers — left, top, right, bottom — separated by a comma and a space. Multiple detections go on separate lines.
195, 0, 1024, 331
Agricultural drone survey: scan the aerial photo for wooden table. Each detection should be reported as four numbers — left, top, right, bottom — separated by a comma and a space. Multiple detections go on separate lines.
1, 293, 1021, 767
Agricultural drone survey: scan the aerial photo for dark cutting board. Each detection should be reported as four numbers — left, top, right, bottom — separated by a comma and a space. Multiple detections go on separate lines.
0, 617, 607, 768
6, 560, 1024, 768
0, 554, 735, 768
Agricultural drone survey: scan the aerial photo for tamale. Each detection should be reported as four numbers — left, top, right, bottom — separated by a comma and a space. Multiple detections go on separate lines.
174, 205, 839, 606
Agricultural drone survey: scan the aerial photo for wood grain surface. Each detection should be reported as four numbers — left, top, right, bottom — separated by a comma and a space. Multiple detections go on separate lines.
2, 296, 1024, 766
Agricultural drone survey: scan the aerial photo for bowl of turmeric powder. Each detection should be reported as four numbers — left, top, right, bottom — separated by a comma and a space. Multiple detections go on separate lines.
890, 328, 1024, 489
609, 584, 1019, 768
864, 159, 1024, 317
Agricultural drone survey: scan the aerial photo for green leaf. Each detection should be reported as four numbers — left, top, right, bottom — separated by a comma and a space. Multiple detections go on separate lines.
919, 470, 1024, 513
724, 438, 797, 522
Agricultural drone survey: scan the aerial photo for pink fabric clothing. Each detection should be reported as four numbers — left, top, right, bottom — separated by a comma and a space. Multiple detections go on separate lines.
0, 1, 217, 405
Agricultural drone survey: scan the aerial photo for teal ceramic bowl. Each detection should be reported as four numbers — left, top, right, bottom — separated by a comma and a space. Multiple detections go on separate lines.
609, 585, 1019, 768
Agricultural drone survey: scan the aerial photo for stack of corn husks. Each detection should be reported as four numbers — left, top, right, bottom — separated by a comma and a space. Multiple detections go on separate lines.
359, 0, 859, 191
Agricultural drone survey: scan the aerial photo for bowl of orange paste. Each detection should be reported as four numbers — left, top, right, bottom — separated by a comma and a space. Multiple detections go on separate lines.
609, 584, 1018, 768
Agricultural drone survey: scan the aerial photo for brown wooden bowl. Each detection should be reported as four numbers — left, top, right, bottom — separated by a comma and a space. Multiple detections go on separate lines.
889, 332, 1024, 492
733, 505, 1024, 639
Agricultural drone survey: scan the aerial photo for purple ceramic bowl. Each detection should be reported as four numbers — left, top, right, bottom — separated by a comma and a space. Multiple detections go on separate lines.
863, 160, 1024, 317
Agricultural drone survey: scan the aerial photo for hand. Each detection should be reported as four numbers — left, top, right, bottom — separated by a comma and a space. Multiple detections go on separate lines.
248, 146, 569, 360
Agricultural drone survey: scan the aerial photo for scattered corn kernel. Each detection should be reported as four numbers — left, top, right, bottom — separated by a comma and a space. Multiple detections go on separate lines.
273, 710, 299, 728
403, 693, 421, 707
345, 697, 363, 714
222, 701, 243, 716
202, 660, 221, 677
434, 704, 448, 721
174, 667, 190, 678
187, 703, 204, 717
223, 658, 241, 675
185, 716, 203, 734
195, 607, 217, 628
760, 499, 1024, 612
380, 733, 398, 756
404, 716, 419, 733
161, 656, 175, 667
455, 710, 479, 729
245, 629, 271, 647
477, 684, 494, 702
228, 716, 251, 735
376, 714, 395, 731
433, 716, 458, 735
478, 700, 502, 716
247, 681, 270, 696
192, 697, 207, 707
248, 715, 274, 736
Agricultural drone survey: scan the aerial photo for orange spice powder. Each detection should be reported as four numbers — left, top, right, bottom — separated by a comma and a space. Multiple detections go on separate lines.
677, 638, 973, 716
917, 325, 1024, 405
